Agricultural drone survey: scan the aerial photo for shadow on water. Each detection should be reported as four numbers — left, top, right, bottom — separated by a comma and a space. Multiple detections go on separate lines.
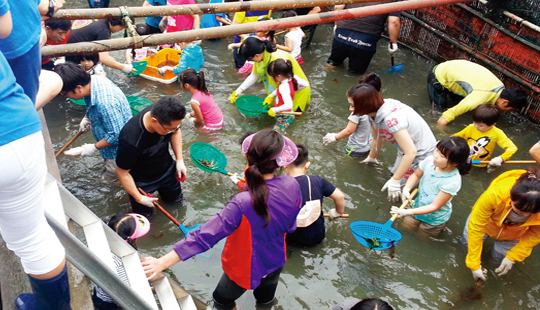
44, 1, 540, 309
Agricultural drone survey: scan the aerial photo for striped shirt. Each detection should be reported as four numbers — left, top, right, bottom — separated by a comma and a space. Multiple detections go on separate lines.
85, 75, 131, 159
95, 254, 130, 304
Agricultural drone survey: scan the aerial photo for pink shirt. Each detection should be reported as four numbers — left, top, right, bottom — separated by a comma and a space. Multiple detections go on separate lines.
192, 90, 223, 129
166, 0, 196, 32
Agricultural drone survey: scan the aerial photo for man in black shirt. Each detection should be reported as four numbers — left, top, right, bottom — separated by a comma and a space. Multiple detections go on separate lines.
116, 96, 187, 217
67, 18, 137, 74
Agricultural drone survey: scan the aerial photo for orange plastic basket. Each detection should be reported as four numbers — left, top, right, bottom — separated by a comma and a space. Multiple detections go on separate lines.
139, 48, 182, 84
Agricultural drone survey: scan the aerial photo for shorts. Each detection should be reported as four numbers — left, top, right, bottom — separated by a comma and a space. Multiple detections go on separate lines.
273, 114, 295, 133
103, 159, 118, 182
212, 267, 283, 310
402, 215, 446, 236
295, 55, 304, 65
129, 166, 182, 217
342, 145, 370, 158
327, 38, 376, 75
391, 149, 434, 185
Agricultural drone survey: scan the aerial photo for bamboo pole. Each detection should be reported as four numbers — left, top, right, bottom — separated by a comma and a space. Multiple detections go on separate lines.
51, 0, 388, 20
42, 0, 472, 58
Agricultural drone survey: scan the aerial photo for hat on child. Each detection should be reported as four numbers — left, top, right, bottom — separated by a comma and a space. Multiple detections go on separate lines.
127, 213, 151, 240
241, 132, 298, 167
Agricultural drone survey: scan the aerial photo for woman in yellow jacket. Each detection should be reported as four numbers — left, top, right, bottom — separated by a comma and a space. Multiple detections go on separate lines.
462, 169, 540, 281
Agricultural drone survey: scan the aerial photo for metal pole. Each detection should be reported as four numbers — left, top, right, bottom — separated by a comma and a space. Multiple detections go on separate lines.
51, 0, 388, 20
42, 0, 472, 57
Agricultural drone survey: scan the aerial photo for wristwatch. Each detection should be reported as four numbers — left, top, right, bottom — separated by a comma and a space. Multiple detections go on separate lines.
46, 0, 56, 18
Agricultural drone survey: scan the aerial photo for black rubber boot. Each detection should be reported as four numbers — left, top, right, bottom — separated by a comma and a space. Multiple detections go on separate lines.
15, 264, 72, 310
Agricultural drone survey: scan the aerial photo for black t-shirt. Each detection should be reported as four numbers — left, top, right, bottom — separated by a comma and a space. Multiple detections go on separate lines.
116, 106, 175, 182
337, 2, 400, 37
68, 19, 111, 44
286, 175, 337, 247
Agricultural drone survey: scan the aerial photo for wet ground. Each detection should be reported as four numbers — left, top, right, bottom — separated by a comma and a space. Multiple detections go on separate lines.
44, 1, 540, 309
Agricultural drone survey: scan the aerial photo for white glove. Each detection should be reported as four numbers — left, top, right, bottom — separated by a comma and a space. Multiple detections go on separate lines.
333, 25, 337, 34
157, 67, 168, 76
388, 42, 399, 55
381, 178, 401, 202
235, 88, 244, 97
53, 58, 65, 65
487, 156, 504, 173
327, 208, 342, 220
227, 43, 235, 52
183, 113, 194, 123
401, 187, 411, 204
137, 194, 158, 208
322, 133, 337, 145
495, 257, 514, 276
362, 156, 379, 164
390, 206, 412, 218
229, 173, 240, 185
79, 116, 91, 133
122, 64, 137, 74
471, 267, 487, 281
64, 143, 98, 156
176, 159, 187, 178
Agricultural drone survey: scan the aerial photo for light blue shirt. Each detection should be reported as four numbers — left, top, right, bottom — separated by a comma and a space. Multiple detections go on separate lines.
413, 156, 462, 226
85, 76, 132, 159
0, 0, 41, 59
200, 0, 226, 29
145, 0, 167, 29
173, 44, 204, 74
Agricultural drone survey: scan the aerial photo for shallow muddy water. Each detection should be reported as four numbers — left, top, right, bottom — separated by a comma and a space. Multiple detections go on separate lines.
44, 1, 540, 309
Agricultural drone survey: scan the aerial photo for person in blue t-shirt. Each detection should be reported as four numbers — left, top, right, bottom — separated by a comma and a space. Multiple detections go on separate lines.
143, 0, 167, 33
200, 0, 231, 32
326, 1, 400, 74
0, 10, 71, 307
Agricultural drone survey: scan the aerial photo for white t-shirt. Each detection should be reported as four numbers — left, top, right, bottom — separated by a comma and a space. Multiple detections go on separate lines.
285, 28, 305, 59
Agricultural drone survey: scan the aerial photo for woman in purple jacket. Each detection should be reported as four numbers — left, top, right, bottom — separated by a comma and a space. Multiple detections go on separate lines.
142, 129, 303, 310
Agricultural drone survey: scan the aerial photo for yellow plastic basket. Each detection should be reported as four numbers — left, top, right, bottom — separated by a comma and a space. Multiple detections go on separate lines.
139, 48, 182, 84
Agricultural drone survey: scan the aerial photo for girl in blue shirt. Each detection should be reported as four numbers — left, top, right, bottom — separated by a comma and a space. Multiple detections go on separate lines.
390, 136, 471, 236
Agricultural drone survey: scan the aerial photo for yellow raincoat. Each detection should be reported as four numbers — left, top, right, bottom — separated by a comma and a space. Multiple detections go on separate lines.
253, 50, 310, 112
466, 170, 540, 270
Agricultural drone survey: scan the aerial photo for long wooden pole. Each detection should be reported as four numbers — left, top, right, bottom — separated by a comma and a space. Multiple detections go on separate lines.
51, 0, 387, 20
55, 131, 83, 157
42, 0, 472, 58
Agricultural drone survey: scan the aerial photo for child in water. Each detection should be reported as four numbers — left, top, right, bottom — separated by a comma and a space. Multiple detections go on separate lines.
92, 213, 151, 309
285, 143, 346, 247
179, 68, 223, 131
125, 24, 157, 64
77, 53, 106, 77
265, 58, 308, 132
323, 72, 380, 157
390, 136, 471, 236
157, 41, 204, 78
276, 10, 306, 65
453, 103, 517, 173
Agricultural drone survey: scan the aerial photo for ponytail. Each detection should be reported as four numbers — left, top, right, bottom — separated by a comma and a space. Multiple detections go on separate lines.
511, 167, 540, 213
436, 136, 471, 175
240, 37, 276, 60
179, 68, 209, 95
267, 59, 297, 90
244, 130, 283, 227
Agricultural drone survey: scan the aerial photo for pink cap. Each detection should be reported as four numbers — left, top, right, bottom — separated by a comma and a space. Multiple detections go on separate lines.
127, 213, 151, 240
241, 132, 298, 167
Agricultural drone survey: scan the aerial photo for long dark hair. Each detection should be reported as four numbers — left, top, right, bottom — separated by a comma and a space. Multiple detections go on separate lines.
347, 83, 384, 116
267, 59, 298, 90
257, 17, 275, 43
239, 37, 276, 61
358, 72, 382, 92
108, 214, 138, 249
179, 68, 209, 95
436, 136, 471, 175
351, 298, 394, 310
245, 130, 284, 227
511, 167, 540, 213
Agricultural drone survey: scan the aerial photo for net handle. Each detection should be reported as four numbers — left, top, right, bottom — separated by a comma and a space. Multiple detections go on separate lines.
389, 188, 418, 222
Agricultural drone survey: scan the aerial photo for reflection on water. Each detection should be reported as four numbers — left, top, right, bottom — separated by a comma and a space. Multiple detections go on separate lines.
46, 1, 540, 309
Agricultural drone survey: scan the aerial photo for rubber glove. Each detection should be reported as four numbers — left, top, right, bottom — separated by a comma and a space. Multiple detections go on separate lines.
122, 64, 137, 75
157, 67, 168, 76
327, 208, 342, 220
322, 133, 337, 145
176, 159, 187, 178
183, 113, 194, 124
79, 116, 91, 133
263, 95, 275, 106
136, 194, 158, 208
381, 178, 401, 202
401, 187, 411, 204
227, 43, 235, 52
362, 156, 380, 164
64, 144, 98, 156
390, 206, 412, 218
487, 156, 503, 173
159, 19, 167, 32
388, 42, 399, 56
229, 173, 240, 185
268, 108, 276, 117
495, 257, 514, 276
229, 88, 243, 104
471, 267, 487, 281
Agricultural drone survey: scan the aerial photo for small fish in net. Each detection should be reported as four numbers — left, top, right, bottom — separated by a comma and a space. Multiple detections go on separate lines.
363, 237, 382, 250
199, 159, 217, 168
